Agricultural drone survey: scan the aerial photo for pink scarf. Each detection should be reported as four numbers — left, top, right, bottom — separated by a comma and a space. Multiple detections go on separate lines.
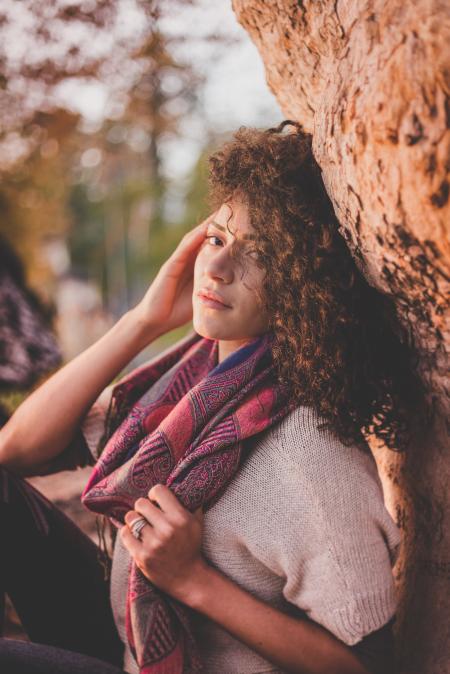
82, 331, 294, 673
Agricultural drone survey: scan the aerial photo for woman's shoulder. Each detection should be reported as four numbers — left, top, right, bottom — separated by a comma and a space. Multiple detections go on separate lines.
262, 404, 381, 485
238, 406, 402, 645
257, 403, 402, 556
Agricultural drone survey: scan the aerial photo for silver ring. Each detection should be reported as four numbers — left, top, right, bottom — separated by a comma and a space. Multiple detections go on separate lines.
130, 516, 148, 541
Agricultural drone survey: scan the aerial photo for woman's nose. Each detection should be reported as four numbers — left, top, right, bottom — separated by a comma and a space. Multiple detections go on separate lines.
205, 248, 234, 284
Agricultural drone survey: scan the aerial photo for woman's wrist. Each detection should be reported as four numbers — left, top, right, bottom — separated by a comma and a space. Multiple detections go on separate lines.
177, 559, 222, 611
176, 561, 369, 674
120, 307, 163, 352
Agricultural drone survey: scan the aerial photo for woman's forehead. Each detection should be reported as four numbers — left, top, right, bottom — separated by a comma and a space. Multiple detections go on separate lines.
215, 201, 254, 238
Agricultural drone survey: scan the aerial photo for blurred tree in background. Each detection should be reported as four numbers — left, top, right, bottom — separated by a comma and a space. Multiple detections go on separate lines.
0, 110, 79, 287
67, 24, 207, 317
0, 0, 210, 308
0, 0, 280, 385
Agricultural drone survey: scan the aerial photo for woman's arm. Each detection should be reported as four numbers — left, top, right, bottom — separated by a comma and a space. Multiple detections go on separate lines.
0, 219, 210, 476
0, 310, 158, 475
186, 563, 370, 674
122, 484, 371, 674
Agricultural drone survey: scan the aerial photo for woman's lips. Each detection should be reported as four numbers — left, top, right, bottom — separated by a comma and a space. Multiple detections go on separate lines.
197, 290, 232, 310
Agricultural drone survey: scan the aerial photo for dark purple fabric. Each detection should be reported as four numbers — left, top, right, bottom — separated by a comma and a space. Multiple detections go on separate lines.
0, 466, 123, 666
0, 639, 128, 674
0, 254, 61, 390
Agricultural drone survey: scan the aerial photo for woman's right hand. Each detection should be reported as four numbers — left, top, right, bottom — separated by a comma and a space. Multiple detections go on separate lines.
0, 216, 213, 474
130, 215, 213, 339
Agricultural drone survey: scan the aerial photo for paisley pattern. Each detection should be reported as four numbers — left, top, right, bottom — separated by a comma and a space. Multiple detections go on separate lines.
81, 331, 295, 674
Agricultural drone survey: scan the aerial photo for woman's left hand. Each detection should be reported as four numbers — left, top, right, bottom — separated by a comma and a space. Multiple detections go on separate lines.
120, 483, 208, 604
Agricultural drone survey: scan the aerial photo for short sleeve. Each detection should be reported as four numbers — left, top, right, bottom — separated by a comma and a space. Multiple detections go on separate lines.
281, 407, 401, 645
78, 383, 115, 461
242, 406, 402, 647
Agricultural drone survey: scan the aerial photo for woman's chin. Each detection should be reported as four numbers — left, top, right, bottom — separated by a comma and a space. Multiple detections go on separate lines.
194, 326, 228, 341
193, 317, 234, 341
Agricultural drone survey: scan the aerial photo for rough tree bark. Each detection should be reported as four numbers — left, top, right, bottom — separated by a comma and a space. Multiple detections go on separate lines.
232, 2, 450, 672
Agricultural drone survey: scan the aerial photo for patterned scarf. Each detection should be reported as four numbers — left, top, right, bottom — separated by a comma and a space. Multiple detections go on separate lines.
81, 330, 294, 674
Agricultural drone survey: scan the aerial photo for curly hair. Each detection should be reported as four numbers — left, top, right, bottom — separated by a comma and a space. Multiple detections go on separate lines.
207, 121, 431, 453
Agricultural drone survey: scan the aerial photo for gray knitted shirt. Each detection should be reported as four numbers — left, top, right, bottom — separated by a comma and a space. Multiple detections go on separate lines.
79, 384, 401, 674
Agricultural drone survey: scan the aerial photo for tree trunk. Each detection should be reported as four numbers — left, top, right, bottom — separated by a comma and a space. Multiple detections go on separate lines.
232, 1, 450, 671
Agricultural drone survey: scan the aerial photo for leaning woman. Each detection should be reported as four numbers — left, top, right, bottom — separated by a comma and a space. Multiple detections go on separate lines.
0, 122, 428, 674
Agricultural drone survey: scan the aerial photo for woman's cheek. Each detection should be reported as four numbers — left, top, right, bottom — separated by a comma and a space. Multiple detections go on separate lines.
247, 293, 270, 334
194, 248, 206, 291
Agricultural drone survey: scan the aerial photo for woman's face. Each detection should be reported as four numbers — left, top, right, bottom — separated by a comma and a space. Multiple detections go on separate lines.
192, 200, 270, 343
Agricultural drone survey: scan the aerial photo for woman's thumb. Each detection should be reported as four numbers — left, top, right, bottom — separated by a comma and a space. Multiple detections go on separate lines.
194, 504, 204, 520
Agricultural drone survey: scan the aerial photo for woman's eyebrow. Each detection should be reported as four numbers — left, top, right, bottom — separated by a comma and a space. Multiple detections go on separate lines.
209, 220, 256, 241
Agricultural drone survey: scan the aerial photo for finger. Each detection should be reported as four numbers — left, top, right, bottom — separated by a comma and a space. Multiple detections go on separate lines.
148, 484, 189, 519
120, 524, 143, 557
189, 211, 217, 235
124, 510, 147, 528
124, 509, 150, 529
124, 510, 154, 544
181, 218, 210, 246
161, 215, 216, 287
133, 498, 169, 532
169, 216, 214, 263
172, 231, 207, 266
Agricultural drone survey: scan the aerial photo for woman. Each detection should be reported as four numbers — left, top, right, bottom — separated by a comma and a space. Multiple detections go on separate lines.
0, 121, 428, 674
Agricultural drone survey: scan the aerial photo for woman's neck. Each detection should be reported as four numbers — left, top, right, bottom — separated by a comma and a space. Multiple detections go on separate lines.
218, 339, 253, 363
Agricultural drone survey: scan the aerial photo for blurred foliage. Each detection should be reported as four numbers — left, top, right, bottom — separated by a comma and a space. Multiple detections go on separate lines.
0, 1, 278, 429
0, 109, 80, 294
0, 0, 150, 143
0, 0, 247, 416
0, 390, 28, 416
0, 1, 212, 314
64, 24, 210, 315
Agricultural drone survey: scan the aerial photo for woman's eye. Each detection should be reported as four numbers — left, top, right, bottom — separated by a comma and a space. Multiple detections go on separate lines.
206, 235, 223, 247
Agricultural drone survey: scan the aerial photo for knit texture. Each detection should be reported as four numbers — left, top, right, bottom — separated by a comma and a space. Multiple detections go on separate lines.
80, 387, 401, 674
81, 333, 297, 674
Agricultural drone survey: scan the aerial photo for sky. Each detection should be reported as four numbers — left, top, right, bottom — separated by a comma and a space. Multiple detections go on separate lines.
160, 1, 283, 178
54, 0, 283, 179
159, 1, 281, 131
